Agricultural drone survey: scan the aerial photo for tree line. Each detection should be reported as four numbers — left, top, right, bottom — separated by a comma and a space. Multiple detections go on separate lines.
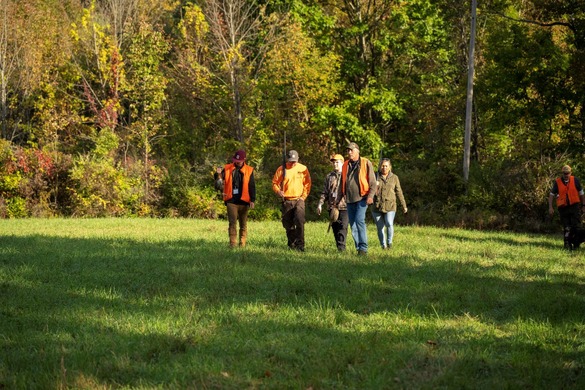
0, 0, 583, 232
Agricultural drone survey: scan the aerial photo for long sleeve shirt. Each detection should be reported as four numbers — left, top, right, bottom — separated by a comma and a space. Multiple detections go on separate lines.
272, 162, 311, 200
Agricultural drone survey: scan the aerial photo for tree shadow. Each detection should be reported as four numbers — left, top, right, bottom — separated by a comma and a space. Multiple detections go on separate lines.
440, 230, 562, 250
1, 232, 584, 388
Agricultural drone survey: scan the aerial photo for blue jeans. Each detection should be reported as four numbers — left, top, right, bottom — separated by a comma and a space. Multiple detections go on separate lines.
371, 210, 396, 248
347, 198, 368, 252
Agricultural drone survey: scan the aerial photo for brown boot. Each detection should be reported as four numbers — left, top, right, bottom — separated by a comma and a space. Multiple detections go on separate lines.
239, 229, 247, 247
229, 227, 237, 248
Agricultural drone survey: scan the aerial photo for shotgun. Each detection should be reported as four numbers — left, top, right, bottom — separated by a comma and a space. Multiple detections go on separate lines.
281, 131, 286, 201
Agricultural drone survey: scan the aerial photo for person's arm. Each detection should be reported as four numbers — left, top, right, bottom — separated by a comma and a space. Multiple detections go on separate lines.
548, 193, 556, 215
366, 160, 377, 205
301, 168, 311, 200
249, 171, 256, 208
575, 178, 585, 206
272, 167, 284, 197
317, 175, 328, 215
395, 176, 408, 213
549, 181, 558, 216
214, 167, 225, 191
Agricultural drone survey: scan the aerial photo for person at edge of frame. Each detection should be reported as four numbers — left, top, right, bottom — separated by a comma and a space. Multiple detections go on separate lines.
216, 149, 256, 248
317, 154, 348, 252
272, 149, 312, 252
548, 164, 585, 250
341, 142, 377, 256
371, 158, 408, 250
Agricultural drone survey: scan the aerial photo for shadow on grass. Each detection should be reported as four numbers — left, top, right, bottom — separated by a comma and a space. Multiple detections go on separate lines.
440, 230, 562, 250
1, 232, 584, 388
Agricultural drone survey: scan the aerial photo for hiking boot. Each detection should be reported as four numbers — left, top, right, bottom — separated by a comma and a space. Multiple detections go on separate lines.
239, 229, 247, 247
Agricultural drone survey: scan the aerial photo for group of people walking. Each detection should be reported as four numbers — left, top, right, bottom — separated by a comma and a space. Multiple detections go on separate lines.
215, 142, 408, 254
215, 145, 582, 252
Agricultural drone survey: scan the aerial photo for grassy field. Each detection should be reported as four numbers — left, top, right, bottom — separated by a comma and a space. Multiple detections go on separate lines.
0, 218, 584, 389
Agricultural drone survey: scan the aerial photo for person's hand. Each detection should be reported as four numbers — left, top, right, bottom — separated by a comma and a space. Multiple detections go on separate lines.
249, 202, 255, 209
366, 197, 374, 205
549, 207, 555, 216
403, 207, 408, 214
317, 205, 322, 215
277, 190, 284, 198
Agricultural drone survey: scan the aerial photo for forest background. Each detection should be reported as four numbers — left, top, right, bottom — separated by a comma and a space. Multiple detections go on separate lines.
0, 0, 583, 232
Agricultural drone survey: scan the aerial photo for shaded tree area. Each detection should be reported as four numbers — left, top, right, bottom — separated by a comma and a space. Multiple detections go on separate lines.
0, 0, 583, 232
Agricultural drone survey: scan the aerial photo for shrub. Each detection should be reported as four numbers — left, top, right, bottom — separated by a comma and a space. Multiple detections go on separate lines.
159, 161, 223, 218
0, 141, 72, 218
5, 197, 27, 218
68, 155, 159, 217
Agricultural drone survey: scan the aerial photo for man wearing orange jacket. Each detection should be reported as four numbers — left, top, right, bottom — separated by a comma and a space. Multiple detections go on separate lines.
217, 149, 256, 247
548, 164, 585, 249
272, 150, 312, 252
342, 142, 377, 256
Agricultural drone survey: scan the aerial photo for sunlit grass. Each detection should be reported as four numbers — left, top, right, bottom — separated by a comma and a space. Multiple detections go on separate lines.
0, 218, 584, 389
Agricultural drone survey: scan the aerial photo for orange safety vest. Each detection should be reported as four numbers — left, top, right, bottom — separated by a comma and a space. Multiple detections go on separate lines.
556, 176, 581, 207
223, 164, 253, 203
341, 158, 370, 197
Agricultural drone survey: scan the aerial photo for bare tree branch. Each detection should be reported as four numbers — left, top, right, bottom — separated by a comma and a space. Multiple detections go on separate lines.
488, 11, 574, 33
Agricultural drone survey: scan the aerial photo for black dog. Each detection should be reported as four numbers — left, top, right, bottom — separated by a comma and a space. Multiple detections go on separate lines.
567, 227, 585, 250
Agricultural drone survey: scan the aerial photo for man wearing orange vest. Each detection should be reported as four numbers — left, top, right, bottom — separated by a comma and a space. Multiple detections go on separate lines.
217, 149, 256, 247
342, 142, 377, 256
548, 164, 585, 249
272, 150, 312, 252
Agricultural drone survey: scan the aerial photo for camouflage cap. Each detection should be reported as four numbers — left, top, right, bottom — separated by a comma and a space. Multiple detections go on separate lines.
346, 142, 359, 151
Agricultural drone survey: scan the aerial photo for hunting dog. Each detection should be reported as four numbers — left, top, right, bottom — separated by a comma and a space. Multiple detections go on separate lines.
567, 226, 585, 250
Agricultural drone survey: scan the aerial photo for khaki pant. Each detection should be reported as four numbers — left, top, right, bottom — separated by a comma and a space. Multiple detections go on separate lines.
227, 203, 250, 247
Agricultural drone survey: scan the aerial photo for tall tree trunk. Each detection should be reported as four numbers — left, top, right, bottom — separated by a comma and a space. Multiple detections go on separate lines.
1, 68, 6, 140
231, 66, 243, 142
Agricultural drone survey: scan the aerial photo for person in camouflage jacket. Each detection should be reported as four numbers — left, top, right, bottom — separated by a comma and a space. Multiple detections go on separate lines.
317, 154, 348, 251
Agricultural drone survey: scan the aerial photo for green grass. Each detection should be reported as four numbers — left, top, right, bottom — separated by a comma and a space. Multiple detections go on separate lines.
0, 218, 584, 389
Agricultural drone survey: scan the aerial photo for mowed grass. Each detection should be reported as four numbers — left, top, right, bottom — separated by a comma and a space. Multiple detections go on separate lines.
0, 218, 584, 389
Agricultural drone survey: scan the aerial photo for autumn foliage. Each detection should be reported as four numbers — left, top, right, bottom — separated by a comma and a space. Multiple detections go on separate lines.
0, 0, 584, 231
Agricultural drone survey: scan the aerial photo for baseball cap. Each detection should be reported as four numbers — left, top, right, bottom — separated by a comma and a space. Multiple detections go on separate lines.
232, 149, 246, 163
330, 154, 344, 162
287, 150, 299, 162
562, 165, 572, 174
346, 142, 359, 151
